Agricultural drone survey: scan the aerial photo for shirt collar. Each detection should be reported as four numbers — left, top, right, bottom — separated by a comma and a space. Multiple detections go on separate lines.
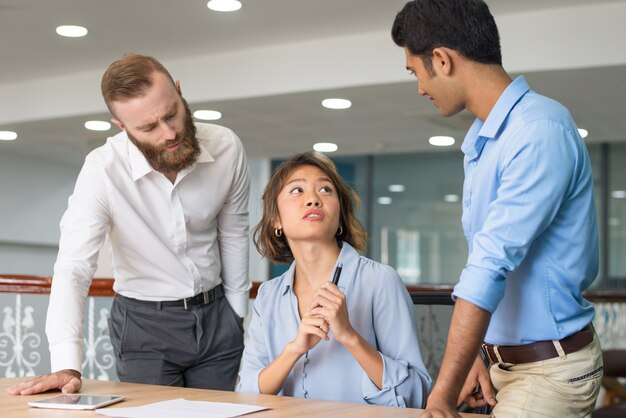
128, 135, 215, 182
280, 241, 357, 296
461, 75, 530, 160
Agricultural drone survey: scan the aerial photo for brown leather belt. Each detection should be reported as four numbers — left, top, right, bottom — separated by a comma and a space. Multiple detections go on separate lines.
481, 324, 594, 365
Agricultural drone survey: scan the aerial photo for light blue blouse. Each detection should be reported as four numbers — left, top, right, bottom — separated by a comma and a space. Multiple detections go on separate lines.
237, 242, 431, 408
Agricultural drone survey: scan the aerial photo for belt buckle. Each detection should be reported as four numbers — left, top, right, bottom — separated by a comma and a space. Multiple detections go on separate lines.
481, 343, 496, 365
183, 297, 191, 310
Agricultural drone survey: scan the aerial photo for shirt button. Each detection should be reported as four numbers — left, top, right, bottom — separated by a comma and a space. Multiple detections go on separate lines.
470, 160, 477, 167
464, 200, 470, 208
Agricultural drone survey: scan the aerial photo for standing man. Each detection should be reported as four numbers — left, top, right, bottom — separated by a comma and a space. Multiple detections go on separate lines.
392, 1, 602, 417
8, 54, 250, 394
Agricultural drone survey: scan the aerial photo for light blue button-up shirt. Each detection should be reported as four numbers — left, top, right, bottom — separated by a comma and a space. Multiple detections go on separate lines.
453, 76, 598, 345
237, 242, 431, 408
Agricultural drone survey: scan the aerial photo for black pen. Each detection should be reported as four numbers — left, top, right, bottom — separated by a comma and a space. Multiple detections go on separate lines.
331, 263, 343, 286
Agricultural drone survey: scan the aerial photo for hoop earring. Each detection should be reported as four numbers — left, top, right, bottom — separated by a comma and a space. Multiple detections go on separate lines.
336, 226, 343, 236
274, 228, 283, 238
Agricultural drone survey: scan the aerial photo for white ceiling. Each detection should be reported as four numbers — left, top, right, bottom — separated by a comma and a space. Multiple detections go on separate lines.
1, 0, 626, 165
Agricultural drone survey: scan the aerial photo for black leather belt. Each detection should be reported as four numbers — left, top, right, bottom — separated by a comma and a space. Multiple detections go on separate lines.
122, 284, 224, 310
481, 324, 594, 365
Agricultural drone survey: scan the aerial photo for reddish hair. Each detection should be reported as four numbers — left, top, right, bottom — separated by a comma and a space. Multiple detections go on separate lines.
101, 54, 176, 115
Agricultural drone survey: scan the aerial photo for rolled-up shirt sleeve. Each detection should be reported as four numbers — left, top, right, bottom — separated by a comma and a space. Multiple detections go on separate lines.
236, 289, 269, 393
454, 120, 576, 312
363, 266, 432, 408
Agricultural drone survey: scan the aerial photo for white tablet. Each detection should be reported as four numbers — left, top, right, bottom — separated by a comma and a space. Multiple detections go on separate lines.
27, 394, 126, 410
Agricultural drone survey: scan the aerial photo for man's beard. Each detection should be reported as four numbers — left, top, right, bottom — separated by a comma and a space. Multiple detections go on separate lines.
128, 98, 200, 174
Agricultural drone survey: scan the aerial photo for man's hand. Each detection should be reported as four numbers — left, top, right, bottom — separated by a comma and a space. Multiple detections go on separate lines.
421, 299, 492, 418
458, 355, 496, 408
6, 369, 82, 395
421, 392, 462, 418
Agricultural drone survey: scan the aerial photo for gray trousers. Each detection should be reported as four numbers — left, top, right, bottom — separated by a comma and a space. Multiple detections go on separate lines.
108, 288, 244, 390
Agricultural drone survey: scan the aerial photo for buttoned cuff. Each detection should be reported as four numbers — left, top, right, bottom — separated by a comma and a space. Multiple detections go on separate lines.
225, 291, 249, 318
236, 368, 262, 394
453, 265, 506, 313
362, 352, 408, 407
50, 340, 83, 374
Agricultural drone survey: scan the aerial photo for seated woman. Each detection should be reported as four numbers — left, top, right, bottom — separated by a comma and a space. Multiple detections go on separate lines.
237, 152, 431, 408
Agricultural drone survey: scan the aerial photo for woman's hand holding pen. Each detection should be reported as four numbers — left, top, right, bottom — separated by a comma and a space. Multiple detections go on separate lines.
309, 282, 356, 346
288, 314, 329, 356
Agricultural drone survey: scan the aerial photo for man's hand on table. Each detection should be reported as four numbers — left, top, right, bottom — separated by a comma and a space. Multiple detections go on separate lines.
6, 369, 82, 395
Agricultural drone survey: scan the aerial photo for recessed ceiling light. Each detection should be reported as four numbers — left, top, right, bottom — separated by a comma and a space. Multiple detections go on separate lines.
56, 25, 88, 38
429, 136, 455, 147
207, 0, 242, 12
0, 131, 17, 141
84, 121, 111, 131
377, 197, 392, 205
444, 194, 459, 203
578, 128, 589, 139
322, 98, 352, 110
611, 190, 626, 199
193, 110, 222, 121
388, 184, 405, 192
313, 142, 338, 153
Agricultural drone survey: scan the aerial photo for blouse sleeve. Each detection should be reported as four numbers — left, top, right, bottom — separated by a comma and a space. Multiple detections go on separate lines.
236, 287, 269, 393
362, 265, 432, 408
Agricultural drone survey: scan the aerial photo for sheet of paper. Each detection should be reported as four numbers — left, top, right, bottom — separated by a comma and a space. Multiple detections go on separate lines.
95, 398, 270, 418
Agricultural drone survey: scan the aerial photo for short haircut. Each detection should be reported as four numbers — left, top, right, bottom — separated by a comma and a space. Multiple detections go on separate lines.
254, 152, 368, 264
101, 54, 176, 115
392, 0, 502, 71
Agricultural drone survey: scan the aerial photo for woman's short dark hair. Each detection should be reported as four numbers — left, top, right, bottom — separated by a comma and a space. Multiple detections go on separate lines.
254, 152, 367, 264
392, 0, 502, 72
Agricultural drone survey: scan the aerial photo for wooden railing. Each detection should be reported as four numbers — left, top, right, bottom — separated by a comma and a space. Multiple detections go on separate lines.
2, 274, 625, 303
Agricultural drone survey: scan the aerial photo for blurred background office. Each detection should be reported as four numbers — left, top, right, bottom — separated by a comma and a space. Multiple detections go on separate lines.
1, 1, 626, 408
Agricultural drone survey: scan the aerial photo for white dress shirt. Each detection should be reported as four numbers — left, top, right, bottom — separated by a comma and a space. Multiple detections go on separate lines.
46, 123, 251, 373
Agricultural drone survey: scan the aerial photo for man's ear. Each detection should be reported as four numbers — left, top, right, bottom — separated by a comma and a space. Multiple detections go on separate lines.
432, 47, 454, 76
111, 118, 125, 131
175, 80, 182, 96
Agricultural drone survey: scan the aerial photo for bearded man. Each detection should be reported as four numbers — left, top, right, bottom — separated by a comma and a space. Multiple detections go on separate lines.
8, 54, 250, 394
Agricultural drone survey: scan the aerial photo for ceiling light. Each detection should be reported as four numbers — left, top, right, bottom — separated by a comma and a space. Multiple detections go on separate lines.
321, 98, 352, 110
313, 142, 338, 153
444, 194, 459, 203
0, 131, 17, 141
611, 190, 626, 199
377, 197, 392, 205
207, 0, 242, 12
429, 136, 455, 147
84, 121, 111, 131
193, 110, 222, 121
609, 218, 621, 227
56, 25, 88, 38
578, 128, 588, 139
388, 184, 405, 192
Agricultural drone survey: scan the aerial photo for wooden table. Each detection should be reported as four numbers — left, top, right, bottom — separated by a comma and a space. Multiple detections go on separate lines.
1, 378, 482, 417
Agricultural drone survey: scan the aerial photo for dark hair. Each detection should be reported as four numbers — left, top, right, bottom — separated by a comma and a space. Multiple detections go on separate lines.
392, 0, 502, 71
101, 54, 176, 115
254, 152, 367, 264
